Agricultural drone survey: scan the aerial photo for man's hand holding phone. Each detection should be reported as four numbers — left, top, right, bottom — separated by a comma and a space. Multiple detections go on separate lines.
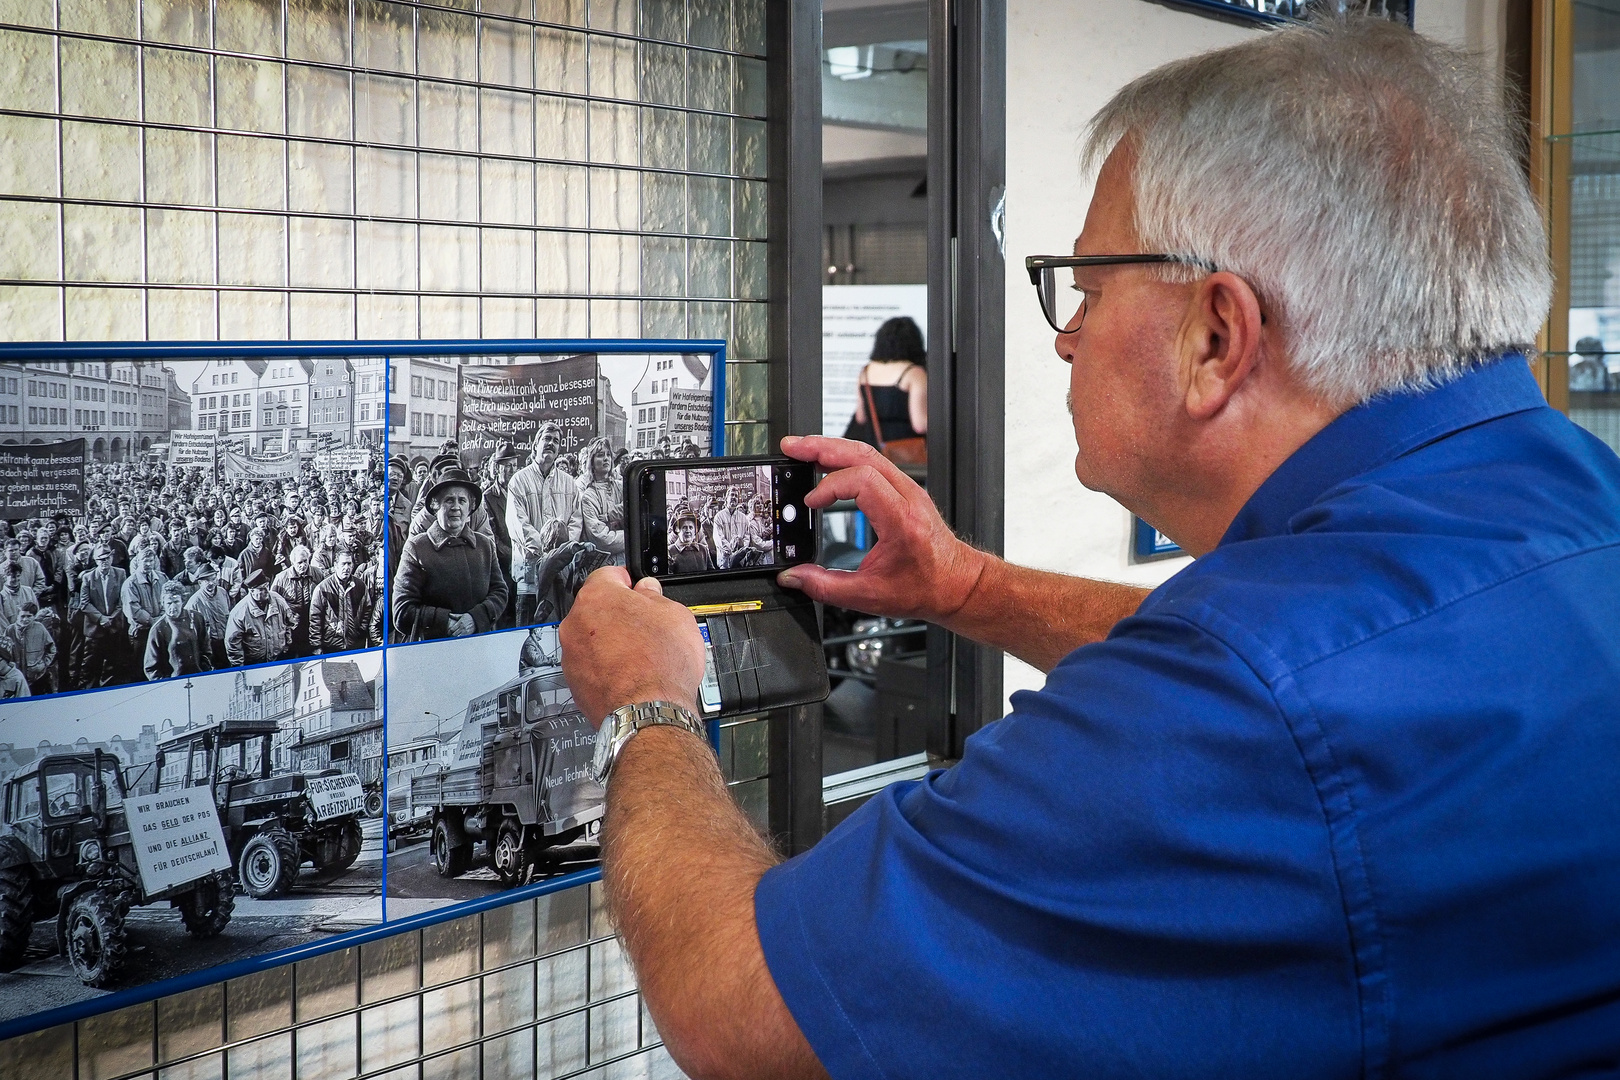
774, 436, 989, 625
559, 568, 707, 726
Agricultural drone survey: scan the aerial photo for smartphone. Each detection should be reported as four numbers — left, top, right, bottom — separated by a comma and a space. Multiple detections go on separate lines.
625, 456, 817, 582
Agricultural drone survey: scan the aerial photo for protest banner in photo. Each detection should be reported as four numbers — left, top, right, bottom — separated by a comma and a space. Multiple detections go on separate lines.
168, 432, 217, 468
668, 387, 714, 454
457, 355, 600, 462
0, 438, 86, 517
222, 445, 301, 480
314, 447, 372, 472
122, 788, 233, 895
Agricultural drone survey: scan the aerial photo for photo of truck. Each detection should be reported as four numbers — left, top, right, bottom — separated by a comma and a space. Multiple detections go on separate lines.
387, 626, 602, 903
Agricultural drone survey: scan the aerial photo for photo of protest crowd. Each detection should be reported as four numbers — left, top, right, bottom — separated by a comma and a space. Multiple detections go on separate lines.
0, 359, 387, 699
386, 353, 718, 642
663, 464, 776, 574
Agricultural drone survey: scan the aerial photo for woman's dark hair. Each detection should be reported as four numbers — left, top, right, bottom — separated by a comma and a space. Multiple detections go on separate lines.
870, 316, 926, 364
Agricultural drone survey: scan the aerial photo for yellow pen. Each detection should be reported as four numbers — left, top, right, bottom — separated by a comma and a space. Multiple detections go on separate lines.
686, 600, 766, 616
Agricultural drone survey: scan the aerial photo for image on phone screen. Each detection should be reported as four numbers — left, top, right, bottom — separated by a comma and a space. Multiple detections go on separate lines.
641, 460, 815, 579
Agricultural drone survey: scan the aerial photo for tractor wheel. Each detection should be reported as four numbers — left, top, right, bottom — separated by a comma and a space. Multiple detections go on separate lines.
432, 818, 472, 879
238, 826, 301, 899
364, 789, 384, 818
64, 890, 127, 989
0, 868, 33, 972
327, 820, 364, 874
175, 876, 234, 937
491, 822, 528, 887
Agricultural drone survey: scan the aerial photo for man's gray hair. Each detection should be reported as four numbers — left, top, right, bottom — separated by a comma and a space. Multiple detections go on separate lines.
1083, 17, 1551, 407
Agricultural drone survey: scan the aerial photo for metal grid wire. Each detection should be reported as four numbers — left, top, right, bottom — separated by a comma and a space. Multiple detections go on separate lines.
0, 0, 773, 452
0, 716, 770, 1079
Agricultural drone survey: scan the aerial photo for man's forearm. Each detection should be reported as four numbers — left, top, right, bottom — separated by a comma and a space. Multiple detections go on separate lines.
603, 726, 827, 1080
941, 556, 1153, 673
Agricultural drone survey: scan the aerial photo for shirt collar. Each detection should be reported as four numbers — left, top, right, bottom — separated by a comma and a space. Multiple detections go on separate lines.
427, 522, 473, 548
1221, 354, 1549, 546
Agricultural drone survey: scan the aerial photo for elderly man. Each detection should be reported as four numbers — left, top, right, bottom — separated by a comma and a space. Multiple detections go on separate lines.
391, 466, 508, 641
557, 20, 1620, 1080
75, 542, 128, 687
225, 568, 294, 667
184, 561, 232, 670
710, 487, 751, 569
506, 421, 583, 627
272, 544, 320, 658
120, 546, 168, 668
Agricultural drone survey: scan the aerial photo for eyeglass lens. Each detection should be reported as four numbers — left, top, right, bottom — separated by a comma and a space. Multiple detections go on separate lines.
1038, 267, 1083, 333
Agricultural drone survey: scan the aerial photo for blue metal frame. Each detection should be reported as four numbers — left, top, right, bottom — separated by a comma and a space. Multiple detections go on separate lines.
0, 337, 729, 1042
1153, 0, 1414, 27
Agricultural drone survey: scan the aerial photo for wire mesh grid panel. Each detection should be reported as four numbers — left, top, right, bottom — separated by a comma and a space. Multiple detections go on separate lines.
0, 0, 772, 454
0, 725, 769, 1079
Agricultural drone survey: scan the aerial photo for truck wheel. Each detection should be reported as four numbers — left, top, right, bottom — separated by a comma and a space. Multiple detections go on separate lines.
364, 790, 384, 818
492, 822, 528, 886
64, 890, 127, 989
238, 826, 301, 899
432, 819, 471, 879
0, 868, 33, 972
329, 820, 364, 874
175, 876, 234, 937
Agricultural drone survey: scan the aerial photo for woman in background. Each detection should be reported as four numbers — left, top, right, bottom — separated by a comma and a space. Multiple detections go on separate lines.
845, 316, 928, 447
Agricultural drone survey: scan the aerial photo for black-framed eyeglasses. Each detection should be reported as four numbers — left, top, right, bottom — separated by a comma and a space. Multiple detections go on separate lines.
1025, 254, 1219, 334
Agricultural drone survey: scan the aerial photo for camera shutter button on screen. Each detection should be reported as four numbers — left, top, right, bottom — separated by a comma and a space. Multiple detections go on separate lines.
782, 504, 798, 523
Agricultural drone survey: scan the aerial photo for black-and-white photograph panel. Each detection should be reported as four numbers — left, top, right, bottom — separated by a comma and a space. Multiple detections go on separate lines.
0, 358, 387, 699
385, 626, 601, 919
666, 463, 776, 573
0, 651, 382, 1019
386, 353, 716, 642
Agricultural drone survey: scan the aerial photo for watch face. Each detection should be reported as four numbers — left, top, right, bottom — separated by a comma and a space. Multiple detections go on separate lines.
590, 715, 615, 784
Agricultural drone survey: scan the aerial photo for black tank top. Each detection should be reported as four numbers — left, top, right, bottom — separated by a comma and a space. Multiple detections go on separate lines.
844, 364, 921, 445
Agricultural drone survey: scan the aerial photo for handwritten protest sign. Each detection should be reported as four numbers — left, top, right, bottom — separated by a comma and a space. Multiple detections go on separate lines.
169, 432, 217, 469
305, 773, 366, 820
458, 356, 599, 463
0, 439, 85, 517
222, 446, 300, 480
121, 788, 231, 895
667, 387, 713, 453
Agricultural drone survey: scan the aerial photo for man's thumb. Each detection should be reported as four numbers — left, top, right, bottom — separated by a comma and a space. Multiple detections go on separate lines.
634, 575, 664, 596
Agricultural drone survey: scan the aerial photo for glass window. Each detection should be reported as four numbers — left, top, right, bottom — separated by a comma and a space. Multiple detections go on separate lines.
43, 767, 85, 818
1547, 0, 1620, 454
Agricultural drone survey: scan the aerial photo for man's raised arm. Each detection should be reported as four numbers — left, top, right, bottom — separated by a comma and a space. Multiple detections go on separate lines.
775, 436, 1151, 673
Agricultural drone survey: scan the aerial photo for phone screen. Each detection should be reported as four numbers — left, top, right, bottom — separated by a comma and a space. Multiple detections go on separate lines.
639, 459, 816, 580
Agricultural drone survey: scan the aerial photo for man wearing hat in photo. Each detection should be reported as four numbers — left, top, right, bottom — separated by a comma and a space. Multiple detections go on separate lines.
75, 541, 129, 687
144, 579, 214, 681
391, 466, 509, 641
225, 566, 295, 667
668, 508, 716, 575
387, 453, 412, 574
481, 442, 522, 628
184, 559, 233, 671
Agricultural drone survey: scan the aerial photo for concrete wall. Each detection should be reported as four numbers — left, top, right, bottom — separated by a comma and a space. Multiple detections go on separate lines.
1001, 0, 1510, 701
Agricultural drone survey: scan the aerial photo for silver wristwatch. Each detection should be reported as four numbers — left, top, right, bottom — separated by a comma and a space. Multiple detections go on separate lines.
590, 700, 706, 785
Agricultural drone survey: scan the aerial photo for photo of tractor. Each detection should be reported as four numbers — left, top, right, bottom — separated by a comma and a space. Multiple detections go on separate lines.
0, 750, 233, 988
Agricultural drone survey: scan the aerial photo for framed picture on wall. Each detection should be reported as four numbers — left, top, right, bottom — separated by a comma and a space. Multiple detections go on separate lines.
0, 338, 726, 1039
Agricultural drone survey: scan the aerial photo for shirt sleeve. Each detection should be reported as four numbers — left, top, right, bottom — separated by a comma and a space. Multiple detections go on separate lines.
755, 613, 1363, 1080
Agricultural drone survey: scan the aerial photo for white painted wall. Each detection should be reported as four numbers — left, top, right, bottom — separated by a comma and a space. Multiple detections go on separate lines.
1001, 0, 1509, 702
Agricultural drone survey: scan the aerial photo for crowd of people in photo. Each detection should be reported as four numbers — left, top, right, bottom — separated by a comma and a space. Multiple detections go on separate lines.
0, 456, 387, 699
388, 426, 706, 642
665, 470, 777, 575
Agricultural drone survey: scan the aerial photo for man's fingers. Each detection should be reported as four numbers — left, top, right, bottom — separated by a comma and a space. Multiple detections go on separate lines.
634, 576, 664, 596
585, 565, 633, 590
804, 466, 909, 526
782, 435, 914, 489
777, 564, 879, 612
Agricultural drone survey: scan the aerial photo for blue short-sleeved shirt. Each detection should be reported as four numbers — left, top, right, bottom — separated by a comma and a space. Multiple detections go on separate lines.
756, 356, 1620, 1079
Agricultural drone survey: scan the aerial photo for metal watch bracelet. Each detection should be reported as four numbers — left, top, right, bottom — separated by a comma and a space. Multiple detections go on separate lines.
590, 700, 706, 785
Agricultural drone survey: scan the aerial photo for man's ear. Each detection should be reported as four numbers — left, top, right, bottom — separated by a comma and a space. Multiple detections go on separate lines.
1179, 271, 1265, 421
